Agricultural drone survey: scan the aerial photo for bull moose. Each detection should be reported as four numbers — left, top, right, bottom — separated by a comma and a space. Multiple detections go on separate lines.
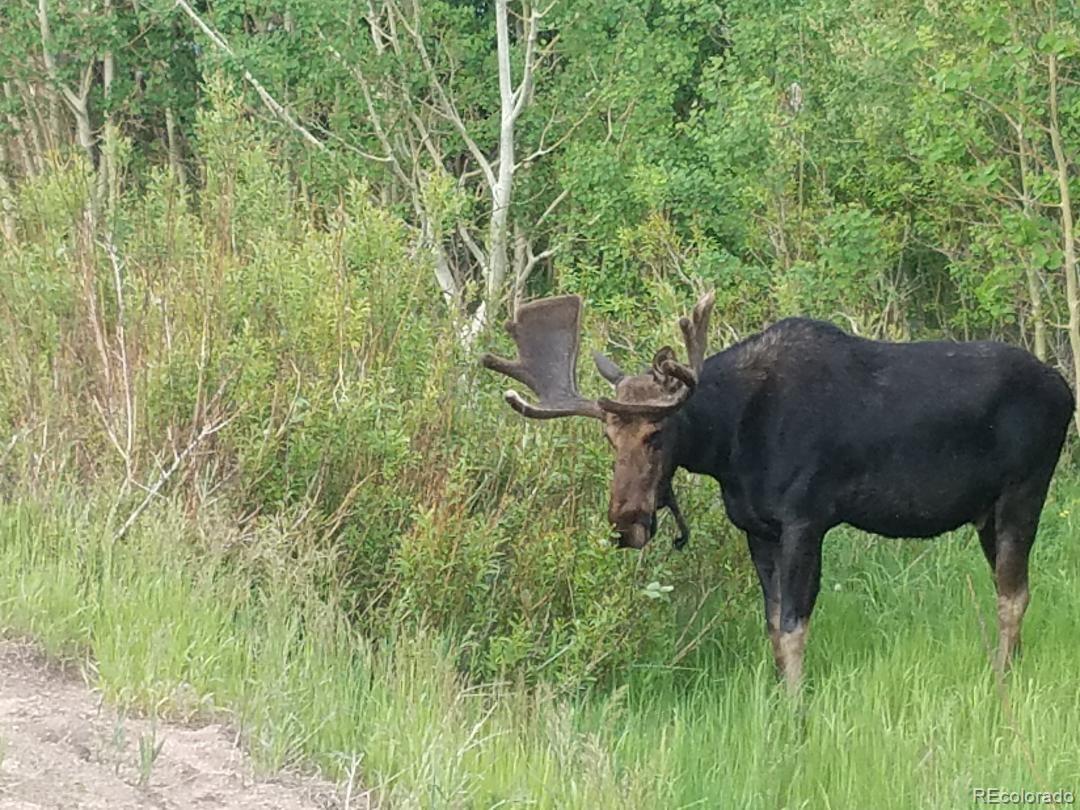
480, 292, 1073, 690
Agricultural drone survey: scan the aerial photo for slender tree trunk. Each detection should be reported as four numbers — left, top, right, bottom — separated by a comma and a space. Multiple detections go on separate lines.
165, 106, 185, 190
485, 0, 516, 307
0, 140, 16, 242
1015, 85, 1046, 360
71, 100, 94, 164
421, 215, 460, 306
486, 133, 513, 304
1048, 53, 1080, 433
98, 0, 117, 222
6, 82, 44, 174
350, 0, 543, 342
38, 0, 98, 226
38, 0, 92, 164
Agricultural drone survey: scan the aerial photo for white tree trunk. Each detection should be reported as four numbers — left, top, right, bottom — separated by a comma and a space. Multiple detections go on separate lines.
38, 0, 97, 224
347, 0, 546, 342
485, 0, 517, 307
98, 0, 116, 223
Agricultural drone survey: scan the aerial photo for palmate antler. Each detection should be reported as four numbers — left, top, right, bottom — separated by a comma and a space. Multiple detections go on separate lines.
481, 292, 715, 421
480, 296, 604, 420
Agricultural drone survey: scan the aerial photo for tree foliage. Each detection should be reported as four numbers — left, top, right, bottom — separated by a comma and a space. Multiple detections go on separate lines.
5, 0, 1080, 352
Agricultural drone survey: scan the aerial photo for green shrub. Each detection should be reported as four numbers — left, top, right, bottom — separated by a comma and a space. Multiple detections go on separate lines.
0, 83, 743, 693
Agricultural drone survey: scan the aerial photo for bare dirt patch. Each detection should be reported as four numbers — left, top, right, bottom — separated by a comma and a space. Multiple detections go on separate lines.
0, 640, 365, 809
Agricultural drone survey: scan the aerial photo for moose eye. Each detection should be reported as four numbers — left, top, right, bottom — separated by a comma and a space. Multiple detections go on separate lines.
646, 429, 664, 449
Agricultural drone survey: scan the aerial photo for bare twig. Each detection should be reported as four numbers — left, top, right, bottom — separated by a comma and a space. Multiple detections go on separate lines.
174, 0, 325, 151
100, 236, 136, 485
670, 582, 726, 666
113, 414, 234, 541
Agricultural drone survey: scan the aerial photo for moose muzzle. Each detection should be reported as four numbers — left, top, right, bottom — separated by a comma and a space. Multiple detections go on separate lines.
613, 518, 652, 549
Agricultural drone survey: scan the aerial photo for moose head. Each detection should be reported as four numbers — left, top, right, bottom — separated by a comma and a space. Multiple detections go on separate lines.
480, 292, 714, 549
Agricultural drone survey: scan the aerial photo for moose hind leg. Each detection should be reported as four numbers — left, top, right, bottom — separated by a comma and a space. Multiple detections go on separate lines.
747, 534, 782, 671
990, 480, 1047, 672
994, 544, 1031, 673
775, 522, 824, 692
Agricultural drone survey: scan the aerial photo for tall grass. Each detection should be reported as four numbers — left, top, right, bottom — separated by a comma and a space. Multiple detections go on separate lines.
2, 479, 1078, 807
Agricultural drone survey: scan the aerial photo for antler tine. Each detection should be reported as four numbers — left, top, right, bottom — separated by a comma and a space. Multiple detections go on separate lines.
678, 290, 716, 375
598, 293, 715, 420
480, 295, 603, 420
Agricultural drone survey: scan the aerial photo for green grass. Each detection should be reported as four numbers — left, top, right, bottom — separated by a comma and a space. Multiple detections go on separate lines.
2, 477, 1079, 808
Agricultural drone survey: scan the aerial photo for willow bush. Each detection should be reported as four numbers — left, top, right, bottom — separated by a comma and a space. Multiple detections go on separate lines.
0, 87, 747, 692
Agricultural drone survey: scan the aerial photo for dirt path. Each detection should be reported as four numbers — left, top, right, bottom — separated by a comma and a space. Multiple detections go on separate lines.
0, 640, 363, 810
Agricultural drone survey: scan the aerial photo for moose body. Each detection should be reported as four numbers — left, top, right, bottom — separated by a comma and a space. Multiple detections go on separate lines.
482, 295, 1073, 689
679, 317, 1071, 542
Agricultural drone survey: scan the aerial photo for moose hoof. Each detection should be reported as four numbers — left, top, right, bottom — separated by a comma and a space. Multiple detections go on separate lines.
673, 534, 689, 551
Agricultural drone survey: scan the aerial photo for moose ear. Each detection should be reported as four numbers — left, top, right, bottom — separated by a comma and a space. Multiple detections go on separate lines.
651, 346, 678, 371
650, 347, 677, 385
593, 351, 625, 386
651, 346, 697, 391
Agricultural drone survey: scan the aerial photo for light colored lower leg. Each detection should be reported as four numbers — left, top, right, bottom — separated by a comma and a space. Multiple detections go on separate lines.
767, 600, 781, 670
996, 586, 1030, 672
776, 620, 809, 693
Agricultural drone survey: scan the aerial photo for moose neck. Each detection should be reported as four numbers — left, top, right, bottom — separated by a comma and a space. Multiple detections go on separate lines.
669, 385, 723, 478
668, 352, 752, 484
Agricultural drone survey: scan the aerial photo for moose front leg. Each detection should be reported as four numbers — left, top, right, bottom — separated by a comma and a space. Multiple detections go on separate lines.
775, 522, 825, 693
